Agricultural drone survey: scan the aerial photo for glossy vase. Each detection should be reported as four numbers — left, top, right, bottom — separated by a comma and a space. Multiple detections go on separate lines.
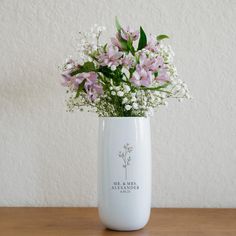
98, 117, 152, 231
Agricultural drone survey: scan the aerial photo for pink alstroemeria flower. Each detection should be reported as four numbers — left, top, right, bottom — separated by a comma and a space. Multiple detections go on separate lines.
139, 53, 164, 72
61, 59, 81, 89
145, 35, 160, 52
111, 34, 122, 49
154, 68, 170, 83
131, 65, 153, 87
61, 71, 77, 89
120, 26, 139, 41
130, 53, 167, 87
76, 72, 103, 101
98, 45, 123, 68
122, 55, 135, 69
156, 74, 169, 82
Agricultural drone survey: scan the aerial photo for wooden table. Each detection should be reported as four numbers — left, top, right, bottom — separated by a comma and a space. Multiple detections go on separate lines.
0, 208, 235, 235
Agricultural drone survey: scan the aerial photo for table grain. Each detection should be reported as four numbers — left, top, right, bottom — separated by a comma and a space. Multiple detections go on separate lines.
0, 208, 235, 236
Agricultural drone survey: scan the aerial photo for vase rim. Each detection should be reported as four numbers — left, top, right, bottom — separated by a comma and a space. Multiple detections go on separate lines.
99, 116, 149, 119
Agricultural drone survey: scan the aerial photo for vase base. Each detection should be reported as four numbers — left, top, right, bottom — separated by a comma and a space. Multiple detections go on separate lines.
102, 221, 149, 232
105, 226, 146, 232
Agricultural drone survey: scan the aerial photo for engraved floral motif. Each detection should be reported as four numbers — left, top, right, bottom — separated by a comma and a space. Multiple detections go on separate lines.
118, 143, 133, 180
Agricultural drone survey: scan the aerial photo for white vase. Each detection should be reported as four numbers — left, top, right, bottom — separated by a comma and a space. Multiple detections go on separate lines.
98, 117, 152, 231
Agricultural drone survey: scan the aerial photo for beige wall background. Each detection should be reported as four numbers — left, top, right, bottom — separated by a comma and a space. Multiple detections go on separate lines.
0, 0, 236, 207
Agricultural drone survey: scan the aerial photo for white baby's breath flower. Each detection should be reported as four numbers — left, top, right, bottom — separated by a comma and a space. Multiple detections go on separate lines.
114, 86, 121, 91
111, 91, 116, 96
111, 65, 116, 71
144, 108, 154, 117
92, 45, 98, 50
123, 84, 131, 92
65, 64, 73, 70
121, 67, 130, 78
175, 85, 181, 91
125, 105, 132, 111
65, 56, 72, 63
117, 91, 124, 97
132, 103, 139, 109
122, 97, 128, 104
182, 83, 188, 89
122, 76, 127, 81
160, 92, 167, 99
177, 79, 183, 84
186, 94, 191, 99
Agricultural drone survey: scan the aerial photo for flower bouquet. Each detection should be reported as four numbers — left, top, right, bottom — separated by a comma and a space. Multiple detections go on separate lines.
60, 18, 190, 117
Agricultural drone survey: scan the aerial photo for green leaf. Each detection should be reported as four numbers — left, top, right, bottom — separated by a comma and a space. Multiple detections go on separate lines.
156, 34, 169, 41
127, 40, 135, 55
70, 62, 96, 76
142, 82, 170, 91
137, 26, 147, 50
115, 16, 122, 32
75, 79, 86, 98
70, 69, 80, 76
103, 43, 107, 51
154, 72, 158, 77
99, 66, 113, 78
82, 61, 96, 71
119, 39, 128, 51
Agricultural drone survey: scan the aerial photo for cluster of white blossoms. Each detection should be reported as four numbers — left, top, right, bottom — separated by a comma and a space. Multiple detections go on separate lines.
107, 83, 161, 116
60, 19, 191, 117
75, 24, 106, 64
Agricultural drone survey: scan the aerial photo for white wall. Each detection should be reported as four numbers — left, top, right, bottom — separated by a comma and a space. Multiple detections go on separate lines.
0, 0, 236, 207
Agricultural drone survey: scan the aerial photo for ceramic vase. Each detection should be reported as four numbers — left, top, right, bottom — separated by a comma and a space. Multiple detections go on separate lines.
98, 117, 152, 231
